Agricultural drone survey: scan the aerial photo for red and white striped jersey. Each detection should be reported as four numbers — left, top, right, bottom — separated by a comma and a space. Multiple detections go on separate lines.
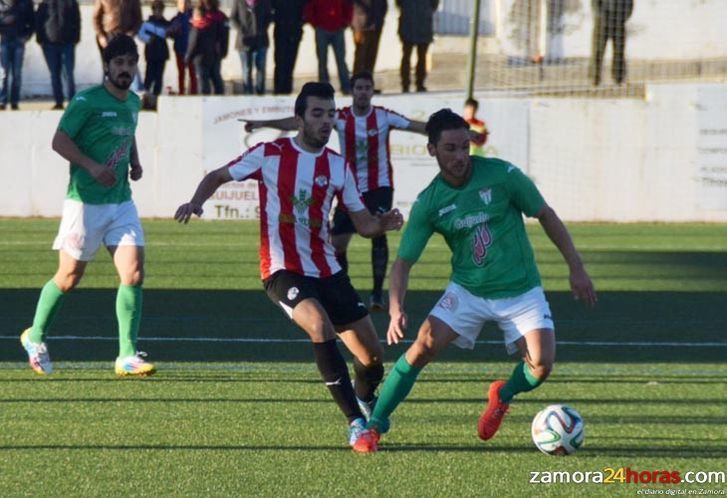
226, 137, 366, 280
335, 105, 410, 193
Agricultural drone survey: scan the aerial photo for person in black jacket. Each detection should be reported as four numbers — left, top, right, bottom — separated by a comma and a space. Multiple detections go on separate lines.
138, 0, 170, 101
590, 0, 633, 86
36, 0, 80, 109
0, 0, 35, 110
396, 0, 438, 93
271, 0, 306, 95
185, 0, 229, 95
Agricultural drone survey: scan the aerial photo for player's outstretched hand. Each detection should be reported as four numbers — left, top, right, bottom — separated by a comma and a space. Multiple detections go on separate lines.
174, 202, 203, 224
570, 266, 597, 306
90, 163, 117, 187
242, 120, 260, 133
130, 163, 143, 181
387, 309, 408, 345
379, 208, 404, 232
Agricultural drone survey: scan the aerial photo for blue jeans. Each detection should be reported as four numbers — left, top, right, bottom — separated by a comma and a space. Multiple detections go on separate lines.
314, 28, 350, 93
0, 38, 25, 106
41, 43, 76, 106
239, 46, 267, 95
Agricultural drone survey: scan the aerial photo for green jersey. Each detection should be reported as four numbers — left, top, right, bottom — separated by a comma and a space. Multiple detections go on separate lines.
58, 85, 141, 204
398, 157, 545, 299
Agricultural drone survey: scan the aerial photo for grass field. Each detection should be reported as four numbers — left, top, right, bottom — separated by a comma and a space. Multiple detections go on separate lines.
1, 219, 726, 497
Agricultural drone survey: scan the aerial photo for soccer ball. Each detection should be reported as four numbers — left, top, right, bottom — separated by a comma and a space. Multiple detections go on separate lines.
531, 404, 585, 455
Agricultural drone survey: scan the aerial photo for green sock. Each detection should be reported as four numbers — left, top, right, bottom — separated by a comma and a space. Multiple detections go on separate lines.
30, 280, 66, 343
116, 284, 143, 358
369, 355, 422, 430
500, 361, 544, 403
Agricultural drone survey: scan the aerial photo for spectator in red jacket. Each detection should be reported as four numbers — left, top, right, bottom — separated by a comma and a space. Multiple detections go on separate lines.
304, 0, 352, 94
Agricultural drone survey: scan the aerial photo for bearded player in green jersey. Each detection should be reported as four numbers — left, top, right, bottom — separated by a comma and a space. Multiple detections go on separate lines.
20, 34, 155, 377
353, 108, 596, 453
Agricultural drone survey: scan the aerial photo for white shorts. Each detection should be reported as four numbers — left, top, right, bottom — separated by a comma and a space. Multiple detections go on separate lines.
428, 282, 554, 354
53, 199, 145, 261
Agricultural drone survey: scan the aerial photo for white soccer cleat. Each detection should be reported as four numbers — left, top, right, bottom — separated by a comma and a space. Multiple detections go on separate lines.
115, 351, 156, 377
20, 328, 53, 375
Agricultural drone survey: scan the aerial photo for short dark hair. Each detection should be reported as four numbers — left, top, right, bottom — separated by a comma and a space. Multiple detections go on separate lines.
425, 108, 469, 145
294, 82, 335, 117
350, 71, 374, 87
464, 97, 479, 110
103, 34, 139, 64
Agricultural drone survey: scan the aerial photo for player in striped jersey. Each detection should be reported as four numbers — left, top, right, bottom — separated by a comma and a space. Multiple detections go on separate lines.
175, 82, 404, 448
244, 72, 427, 311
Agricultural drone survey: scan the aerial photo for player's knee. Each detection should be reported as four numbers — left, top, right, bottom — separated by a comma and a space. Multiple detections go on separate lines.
528, 361, 553, 381
410, 335, 437, 365
122, 269, 144, 286
54, 272, 82, 292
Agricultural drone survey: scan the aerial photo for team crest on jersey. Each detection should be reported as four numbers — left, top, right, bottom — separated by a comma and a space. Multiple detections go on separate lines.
287, 287, 300, 301
367, 128, 377, 137
355, 139, 368, 163
438, 292, 459, 312
479, 188, 492, 206
314, 175, 328, 187
291, 189, 315, 213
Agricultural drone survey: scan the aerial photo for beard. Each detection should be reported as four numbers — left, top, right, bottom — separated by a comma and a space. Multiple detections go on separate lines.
107, 72, 133, 90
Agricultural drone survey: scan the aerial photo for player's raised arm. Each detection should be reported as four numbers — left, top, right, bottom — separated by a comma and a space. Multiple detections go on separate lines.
174, 166, 234, 223
242, 116, 297, 133
386, 256, 414, 345
535, 203, 597, 306
404, 119, 428, 135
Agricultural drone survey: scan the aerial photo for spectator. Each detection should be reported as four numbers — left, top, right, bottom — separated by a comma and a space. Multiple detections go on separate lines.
185, 0, 229, 95
304, 0, 352, 94
138, 0, 170, 106
92, 0, 143, 88
35, 0, 80, 110
396, 0, 438, 93
168, 0, 197, 94
271, 0, 306, 95
463, 97, 488, 157
0, 0, 35, 110
230, 0, 272, 95
590, 0, 633, 86
351, 0, 386, 75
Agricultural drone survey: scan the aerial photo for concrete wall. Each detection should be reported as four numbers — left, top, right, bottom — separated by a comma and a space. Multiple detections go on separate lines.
3, 83, 727, 222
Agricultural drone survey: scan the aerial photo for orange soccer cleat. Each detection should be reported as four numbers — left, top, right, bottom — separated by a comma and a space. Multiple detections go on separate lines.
477, 380, 510, 441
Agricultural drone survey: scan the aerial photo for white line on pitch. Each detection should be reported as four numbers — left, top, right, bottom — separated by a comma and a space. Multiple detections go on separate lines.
0, 335, 724, 347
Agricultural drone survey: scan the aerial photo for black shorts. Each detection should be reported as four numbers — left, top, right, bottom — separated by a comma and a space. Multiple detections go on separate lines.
331, 187, 393, 236
263, 270, 369, 326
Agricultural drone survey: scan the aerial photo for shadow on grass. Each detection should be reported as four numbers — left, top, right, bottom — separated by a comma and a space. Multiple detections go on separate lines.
1, 289, 725, 363
0, 444, 724, 458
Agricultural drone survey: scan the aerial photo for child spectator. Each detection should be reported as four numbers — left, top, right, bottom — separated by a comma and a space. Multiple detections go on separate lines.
138, 0, 170, 106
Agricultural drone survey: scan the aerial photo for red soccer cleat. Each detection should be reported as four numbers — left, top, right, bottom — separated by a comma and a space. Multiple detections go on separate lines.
478, 380, 510, 441
352, 428, 380, 453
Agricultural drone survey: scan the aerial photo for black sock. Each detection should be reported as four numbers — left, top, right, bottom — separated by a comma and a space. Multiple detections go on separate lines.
336, 251, 349, 274
312, 340, 361, 423
371, 236, 388, 297
353, 357, 384, 402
